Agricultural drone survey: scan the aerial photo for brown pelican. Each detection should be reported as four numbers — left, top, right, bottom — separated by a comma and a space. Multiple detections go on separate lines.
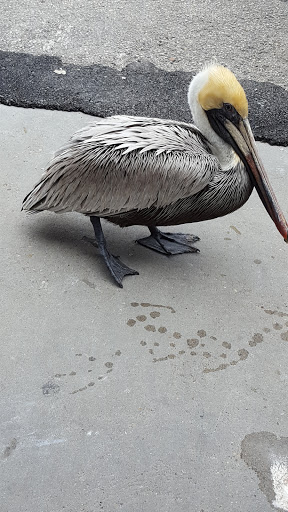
22, 63, 288, 286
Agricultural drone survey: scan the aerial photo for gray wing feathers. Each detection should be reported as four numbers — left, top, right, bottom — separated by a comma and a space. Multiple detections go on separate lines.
22, 116, 219, 216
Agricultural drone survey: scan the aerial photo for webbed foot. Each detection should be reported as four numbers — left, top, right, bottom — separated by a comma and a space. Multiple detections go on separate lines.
101, 252, 139, 288
90, 217, 139, 287
137, 227, 200, 255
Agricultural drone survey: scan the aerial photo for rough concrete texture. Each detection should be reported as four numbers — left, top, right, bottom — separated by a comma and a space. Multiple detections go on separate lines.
1, 0, 288, 89
1, 104, 288, 511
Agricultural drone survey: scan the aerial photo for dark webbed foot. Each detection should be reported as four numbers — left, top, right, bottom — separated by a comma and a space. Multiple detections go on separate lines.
100, 252, 139, 288
90, 217, 139, 287
137, 227, 200, 255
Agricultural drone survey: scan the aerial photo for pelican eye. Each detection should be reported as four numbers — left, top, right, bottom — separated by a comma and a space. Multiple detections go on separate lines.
222, 103, 241, 124
223, 103, 233, 113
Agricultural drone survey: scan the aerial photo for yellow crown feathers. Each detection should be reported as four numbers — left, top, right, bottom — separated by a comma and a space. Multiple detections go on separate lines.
198, 65, 248, 119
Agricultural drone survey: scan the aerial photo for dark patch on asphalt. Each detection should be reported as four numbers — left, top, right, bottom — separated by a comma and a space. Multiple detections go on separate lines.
0, 50, 287, 145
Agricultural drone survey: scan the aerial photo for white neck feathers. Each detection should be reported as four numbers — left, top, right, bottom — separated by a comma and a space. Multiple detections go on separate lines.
188, 68, 236, 170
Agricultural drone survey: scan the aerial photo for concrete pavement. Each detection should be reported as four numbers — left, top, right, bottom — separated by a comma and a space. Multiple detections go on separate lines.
1, 103, 288, 511
1, 0, 288, 508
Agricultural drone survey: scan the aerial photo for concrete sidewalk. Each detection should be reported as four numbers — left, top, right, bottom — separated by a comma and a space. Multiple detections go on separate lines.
1, 103, 288, 511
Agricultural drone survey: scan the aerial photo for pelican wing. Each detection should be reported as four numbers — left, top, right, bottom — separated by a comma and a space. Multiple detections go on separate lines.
22, 116, 219, 216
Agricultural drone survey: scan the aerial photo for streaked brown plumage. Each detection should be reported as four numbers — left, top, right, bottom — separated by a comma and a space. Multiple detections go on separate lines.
22, 63, 288, 286
23, 117, 219, 216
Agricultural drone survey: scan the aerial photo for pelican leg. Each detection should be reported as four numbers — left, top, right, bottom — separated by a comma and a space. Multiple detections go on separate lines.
137, 227, 200, 255
90, 216, 139, 287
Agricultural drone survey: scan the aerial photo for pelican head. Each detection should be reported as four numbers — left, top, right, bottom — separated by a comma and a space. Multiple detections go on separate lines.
188, 63, 288, 242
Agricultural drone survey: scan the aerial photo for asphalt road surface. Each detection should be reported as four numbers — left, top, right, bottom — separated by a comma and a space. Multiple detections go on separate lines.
1, 0, 288, 87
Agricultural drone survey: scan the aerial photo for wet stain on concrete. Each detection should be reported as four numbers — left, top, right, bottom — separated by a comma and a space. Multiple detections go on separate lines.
3, 438, 17, 458
254, 259, 262, 264
136, 315, 147, 322
131, 302, 176, 314
52, 350, 122, 395
153, 354, 176, 363
128, 303, 287, 373
82, 278, 96, 289
129, 303, 254, 372
145, 325, 156, 332
241, 431, 288, 511
238, 349, 249, 360
71, 385, 87, 394
187, 339, 199, 348
230, 225, 241, 235
42, 380, 60, 396
203, 349, 247, 372
153, 355, 168, 362
262, 308, 288, 318
203, 363, 229, 373
52, 301, 288, 394
249, 333, 264, 347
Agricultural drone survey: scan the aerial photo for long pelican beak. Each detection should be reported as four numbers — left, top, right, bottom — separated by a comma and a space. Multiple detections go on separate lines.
225, 118, 288, 242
